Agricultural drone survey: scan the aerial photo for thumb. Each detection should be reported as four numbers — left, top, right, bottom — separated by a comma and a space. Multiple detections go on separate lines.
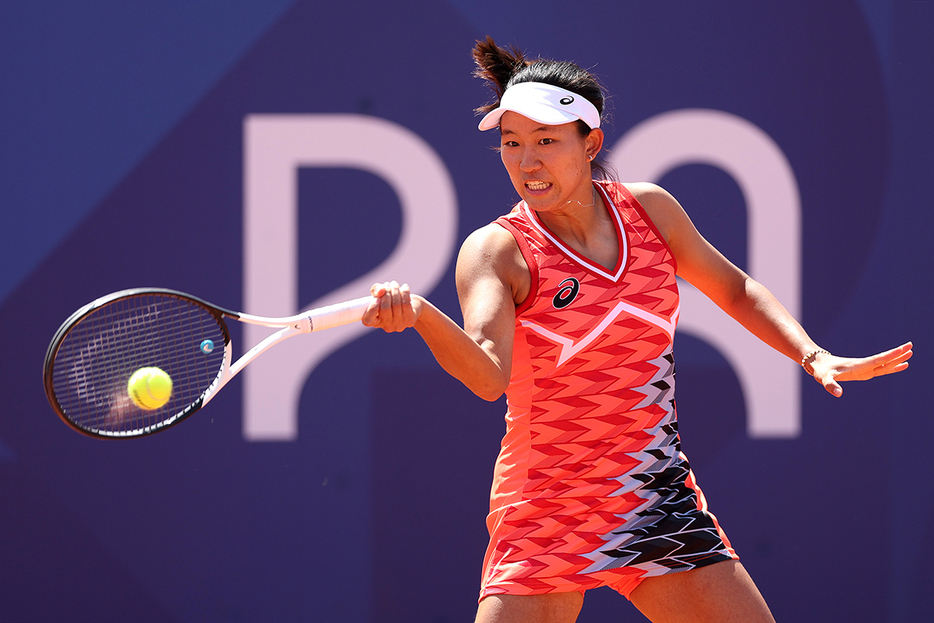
825, 380, 843, 398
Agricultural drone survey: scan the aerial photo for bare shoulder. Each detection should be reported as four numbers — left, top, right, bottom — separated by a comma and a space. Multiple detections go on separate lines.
460, 222, 519, 260
623, 182, 687, 245
625, 183, 745, 290
625, 182, 682, 218
457, 223, 530, 305
625, 181, 674, 204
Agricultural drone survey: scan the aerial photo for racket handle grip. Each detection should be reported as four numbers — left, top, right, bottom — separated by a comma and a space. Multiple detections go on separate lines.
308, 296, 375, 332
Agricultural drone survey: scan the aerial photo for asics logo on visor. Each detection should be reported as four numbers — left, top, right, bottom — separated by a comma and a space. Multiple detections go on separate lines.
476, 82, 601, 130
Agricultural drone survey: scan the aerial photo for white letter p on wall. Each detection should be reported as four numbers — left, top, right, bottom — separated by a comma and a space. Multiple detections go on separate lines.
242, 114, 458, 441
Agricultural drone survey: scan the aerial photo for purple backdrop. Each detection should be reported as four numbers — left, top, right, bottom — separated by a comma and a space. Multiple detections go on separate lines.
1, 1, 931, 621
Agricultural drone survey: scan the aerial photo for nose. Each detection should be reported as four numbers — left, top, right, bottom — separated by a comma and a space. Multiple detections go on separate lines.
518, 146, 541, 173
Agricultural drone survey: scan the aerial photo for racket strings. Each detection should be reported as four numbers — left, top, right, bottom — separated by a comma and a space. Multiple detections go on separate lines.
50, 293, 228, 436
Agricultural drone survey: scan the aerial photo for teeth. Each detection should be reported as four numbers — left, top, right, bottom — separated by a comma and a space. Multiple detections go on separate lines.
526, 181, 549, 190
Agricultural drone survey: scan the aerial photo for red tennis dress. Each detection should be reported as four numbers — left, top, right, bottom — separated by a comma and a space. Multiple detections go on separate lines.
480, 181, 737, 600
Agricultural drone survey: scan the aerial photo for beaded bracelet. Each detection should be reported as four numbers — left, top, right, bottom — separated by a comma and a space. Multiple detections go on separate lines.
801, 349, 830, 375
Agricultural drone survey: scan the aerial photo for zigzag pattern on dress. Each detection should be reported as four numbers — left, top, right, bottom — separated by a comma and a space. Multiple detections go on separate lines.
481, 182, 736, 597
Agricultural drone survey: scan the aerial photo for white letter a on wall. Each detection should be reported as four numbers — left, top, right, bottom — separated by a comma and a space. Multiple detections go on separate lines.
611, 109, 802, 438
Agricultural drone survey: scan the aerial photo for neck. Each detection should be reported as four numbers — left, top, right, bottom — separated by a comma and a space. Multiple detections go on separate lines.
536, 184, 607, 241
533, 183, 618, 271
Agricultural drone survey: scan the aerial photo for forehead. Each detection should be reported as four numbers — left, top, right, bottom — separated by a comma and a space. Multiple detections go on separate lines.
499, 111, 580, 136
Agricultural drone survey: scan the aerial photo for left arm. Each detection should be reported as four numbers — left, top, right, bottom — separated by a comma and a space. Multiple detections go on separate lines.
630, 182, 912, 397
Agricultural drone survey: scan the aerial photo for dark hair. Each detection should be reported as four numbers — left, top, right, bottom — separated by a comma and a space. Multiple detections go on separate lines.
472, 37, 614, 179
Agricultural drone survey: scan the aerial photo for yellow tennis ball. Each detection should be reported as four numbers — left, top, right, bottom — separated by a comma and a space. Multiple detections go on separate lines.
127, 367, 173, 410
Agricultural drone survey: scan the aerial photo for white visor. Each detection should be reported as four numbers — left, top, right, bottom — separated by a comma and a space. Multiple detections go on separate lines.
478, 82, 601, 131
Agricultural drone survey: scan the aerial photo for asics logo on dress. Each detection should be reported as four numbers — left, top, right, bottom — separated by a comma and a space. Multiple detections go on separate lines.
553, 277, 581, 309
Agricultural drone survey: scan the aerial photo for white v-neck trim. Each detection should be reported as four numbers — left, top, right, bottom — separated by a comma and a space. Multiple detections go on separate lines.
520, 184, 629, 282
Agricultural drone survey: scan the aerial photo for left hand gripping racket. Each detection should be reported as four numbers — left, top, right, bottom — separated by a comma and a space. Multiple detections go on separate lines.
43, 288, 373, 439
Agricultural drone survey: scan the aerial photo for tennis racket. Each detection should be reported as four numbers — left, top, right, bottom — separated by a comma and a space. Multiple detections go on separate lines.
43, 288, 374, 439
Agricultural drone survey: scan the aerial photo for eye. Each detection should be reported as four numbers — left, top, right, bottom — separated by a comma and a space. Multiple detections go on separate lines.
539, 138, 555, 145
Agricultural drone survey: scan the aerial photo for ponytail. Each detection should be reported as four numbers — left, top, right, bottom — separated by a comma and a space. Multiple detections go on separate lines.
472, 37, 530, 113
471, 37, 615, 180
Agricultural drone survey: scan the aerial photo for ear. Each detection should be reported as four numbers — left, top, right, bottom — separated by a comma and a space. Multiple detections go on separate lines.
585, 128, 605, 161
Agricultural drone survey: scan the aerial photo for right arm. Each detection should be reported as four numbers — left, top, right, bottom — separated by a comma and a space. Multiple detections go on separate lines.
362, 223, 528, 401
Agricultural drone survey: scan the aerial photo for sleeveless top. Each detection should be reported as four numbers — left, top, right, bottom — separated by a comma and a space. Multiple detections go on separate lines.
480, 181, 735, 597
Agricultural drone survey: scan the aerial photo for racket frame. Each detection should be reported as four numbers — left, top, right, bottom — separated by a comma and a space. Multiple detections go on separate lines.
43, 288, 373, 439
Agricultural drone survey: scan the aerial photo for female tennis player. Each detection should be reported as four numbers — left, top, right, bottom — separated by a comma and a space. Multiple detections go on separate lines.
362, 37, 913, 623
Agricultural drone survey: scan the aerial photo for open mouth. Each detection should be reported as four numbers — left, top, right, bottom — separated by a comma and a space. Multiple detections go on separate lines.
525, 181, 551, 192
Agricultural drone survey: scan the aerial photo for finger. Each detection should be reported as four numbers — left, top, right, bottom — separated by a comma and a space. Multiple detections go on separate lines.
377, 283, 394, 324
389, 281, 403, 311
891, 347, 914, 365
400, 283, 415, 324
874, 359, 911, 377
377, 281, 398, 303
373, 281, 401, 329
362, 284, 387, 326
863, 347, 913, 378
871, 342, 914, 366
361, 299, 377, 326
370, 282, 388, 298
825, 380, 843, 398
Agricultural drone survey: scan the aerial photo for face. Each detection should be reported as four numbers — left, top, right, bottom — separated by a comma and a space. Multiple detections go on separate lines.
498, 111, 603, 215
